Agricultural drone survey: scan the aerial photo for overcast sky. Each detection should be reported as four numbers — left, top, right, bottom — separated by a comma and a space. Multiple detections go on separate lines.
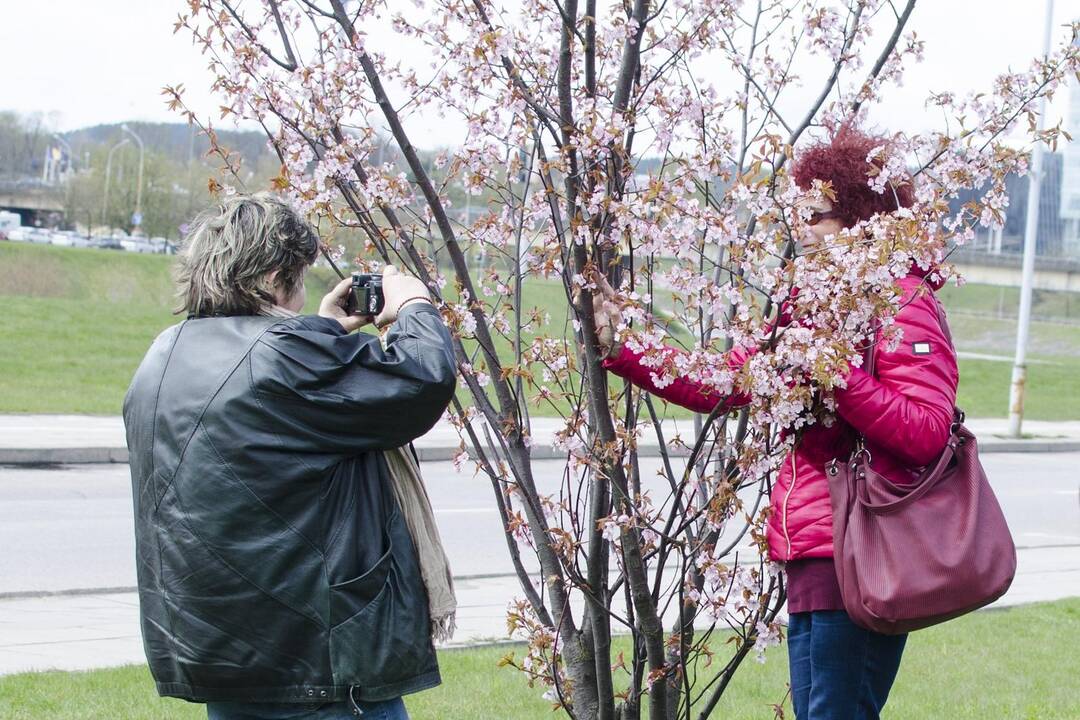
2, 1, 1077, 147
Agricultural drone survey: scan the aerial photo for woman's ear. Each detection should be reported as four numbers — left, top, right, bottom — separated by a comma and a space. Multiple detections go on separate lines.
263, 269, 286, 306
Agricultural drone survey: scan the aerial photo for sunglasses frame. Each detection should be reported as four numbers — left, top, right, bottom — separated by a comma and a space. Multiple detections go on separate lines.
806, 208, 844, 226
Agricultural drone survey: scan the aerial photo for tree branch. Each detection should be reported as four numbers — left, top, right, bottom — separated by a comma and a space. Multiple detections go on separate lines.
218, 0, 298, 72
851, 0, 916, 116
784, 1, 866, 152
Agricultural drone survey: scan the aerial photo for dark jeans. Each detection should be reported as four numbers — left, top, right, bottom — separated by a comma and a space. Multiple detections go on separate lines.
787, 610, 907, 720
207, 697, 408, 720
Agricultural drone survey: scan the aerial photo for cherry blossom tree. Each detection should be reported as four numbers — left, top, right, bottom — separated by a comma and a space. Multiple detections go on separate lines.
170, 1, 1077, 717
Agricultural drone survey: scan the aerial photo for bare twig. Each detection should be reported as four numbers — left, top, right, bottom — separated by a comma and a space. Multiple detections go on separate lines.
851, 0, 917, 116
784, 1, 866, 152
218, 0, 298, 71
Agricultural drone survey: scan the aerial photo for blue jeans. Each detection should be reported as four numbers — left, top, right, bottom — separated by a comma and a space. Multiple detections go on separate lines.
787, 611, 907, 720
207, 697, 408, 720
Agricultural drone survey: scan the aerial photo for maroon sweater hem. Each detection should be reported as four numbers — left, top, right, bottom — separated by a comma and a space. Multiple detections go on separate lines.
785, 557, 845, 613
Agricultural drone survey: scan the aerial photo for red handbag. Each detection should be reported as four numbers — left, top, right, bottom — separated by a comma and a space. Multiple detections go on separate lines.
826, 325, 1017, 635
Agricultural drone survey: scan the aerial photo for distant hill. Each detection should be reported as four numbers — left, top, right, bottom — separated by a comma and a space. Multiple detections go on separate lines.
61, 122, 274, 169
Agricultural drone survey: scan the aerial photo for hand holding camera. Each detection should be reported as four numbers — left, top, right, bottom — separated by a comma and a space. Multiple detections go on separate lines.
319, 277, 369, 333
375, 265, 432, 328
319, 265, 432, 333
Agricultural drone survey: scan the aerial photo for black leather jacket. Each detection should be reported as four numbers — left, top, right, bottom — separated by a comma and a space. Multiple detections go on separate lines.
123, 304, 456, 703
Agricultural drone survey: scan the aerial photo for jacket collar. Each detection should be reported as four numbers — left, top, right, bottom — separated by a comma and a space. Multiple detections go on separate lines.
906, 261, 947, 291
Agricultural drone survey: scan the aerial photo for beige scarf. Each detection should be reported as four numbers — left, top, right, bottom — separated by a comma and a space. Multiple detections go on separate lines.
383, 447, 457, 642
260, 303, 301, 318
260, 303, 457, 641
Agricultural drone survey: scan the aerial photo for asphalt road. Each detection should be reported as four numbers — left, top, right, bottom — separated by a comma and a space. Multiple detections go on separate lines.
1, 454, 1078, 595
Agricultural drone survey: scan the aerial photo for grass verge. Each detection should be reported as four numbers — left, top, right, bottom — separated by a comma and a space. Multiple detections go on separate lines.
1, 598, 1078, 719
2, 242, 1079, 420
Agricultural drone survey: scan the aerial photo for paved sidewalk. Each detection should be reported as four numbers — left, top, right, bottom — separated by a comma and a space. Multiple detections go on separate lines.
3, 546, 1078, 676
4, 415, 1080, 465
0, 574, 524, 675
3, 414, 1078, 676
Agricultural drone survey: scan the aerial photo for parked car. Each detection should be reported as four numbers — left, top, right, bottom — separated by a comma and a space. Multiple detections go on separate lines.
25, 228, 53, 244
69, 234, 93, 249
6, 227, 28, 242
91, 237, 123, 250
50, 231, 74, 247
145, 236, 180, 255
120, 238, 156, 254
0, 211, 21, 237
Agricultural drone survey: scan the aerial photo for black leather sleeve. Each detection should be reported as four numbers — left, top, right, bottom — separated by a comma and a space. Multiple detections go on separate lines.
249, 303, 457, 453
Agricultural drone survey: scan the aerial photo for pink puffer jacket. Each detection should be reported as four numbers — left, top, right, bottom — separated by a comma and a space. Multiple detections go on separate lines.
603, 269, 959, 563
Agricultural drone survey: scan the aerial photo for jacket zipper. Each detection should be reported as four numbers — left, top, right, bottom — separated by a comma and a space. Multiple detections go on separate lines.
781, 452, 797, 560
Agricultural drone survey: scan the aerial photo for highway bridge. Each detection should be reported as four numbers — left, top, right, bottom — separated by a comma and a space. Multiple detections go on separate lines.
0, 179, 65, 227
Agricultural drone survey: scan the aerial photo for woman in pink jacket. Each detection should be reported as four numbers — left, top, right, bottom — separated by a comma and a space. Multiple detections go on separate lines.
592, 128, 958, 719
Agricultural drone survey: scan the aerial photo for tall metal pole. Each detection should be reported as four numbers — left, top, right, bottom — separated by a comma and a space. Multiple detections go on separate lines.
102, 139, 131, 233
1008, 0, 1055, 437
121, 124, 145, 230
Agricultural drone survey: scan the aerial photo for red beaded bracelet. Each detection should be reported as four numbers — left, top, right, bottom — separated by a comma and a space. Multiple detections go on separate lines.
396, 296, 433, 313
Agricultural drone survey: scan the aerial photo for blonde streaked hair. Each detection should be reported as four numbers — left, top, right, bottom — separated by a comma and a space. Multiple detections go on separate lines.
176, 193, 319, 317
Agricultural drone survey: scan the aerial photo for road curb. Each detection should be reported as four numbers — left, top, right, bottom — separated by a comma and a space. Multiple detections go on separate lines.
3, 440, 1080, 465
979, 440, 1080, 453
0, 447, 130, 465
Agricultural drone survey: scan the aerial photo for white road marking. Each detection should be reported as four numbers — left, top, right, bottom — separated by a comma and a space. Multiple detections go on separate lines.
1019, 532, 1080, 542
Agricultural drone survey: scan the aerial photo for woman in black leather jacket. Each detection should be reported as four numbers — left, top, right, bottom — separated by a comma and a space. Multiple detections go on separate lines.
124, 194, 457, 720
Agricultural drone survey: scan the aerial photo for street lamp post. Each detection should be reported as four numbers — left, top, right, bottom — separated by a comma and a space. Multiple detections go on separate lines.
102, 138, 131, 233
120, 124, 145, 231
1007, 0, 1055, 437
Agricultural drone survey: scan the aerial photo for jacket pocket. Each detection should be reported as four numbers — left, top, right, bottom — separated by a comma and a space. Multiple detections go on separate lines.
329, 545, 393, 626
327, 514, 435, 693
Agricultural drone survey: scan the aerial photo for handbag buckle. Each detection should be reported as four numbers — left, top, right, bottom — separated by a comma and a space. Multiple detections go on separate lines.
826, 460, 839, 477
951, 409, 966, 435
852, 437, 872, 465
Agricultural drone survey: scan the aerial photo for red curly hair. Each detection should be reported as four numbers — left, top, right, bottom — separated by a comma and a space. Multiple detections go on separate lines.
791, 125, 913, 228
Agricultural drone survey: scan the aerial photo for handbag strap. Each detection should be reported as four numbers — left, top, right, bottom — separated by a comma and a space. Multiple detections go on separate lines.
863, 323, 878, 379
854, 432, 964, 514
861, 287, 952, 380
849, 323, 879, 457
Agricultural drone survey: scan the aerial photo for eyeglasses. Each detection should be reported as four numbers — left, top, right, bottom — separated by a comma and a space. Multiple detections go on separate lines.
807, 208, 844, 226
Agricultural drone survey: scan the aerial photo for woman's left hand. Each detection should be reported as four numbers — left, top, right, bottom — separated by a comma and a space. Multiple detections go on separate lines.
583, 270, 622, 359
319, 277, 372, 333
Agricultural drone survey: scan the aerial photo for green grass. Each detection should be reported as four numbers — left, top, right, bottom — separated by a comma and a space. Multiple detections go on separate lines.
2, 242, 1079, 420
1, 296, 174, 414
0, 244, 364, 415
956, 357, 1080, 421
0, 244, 177, 415
937, 283, 1080, 324
2, 598, 1078, 719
